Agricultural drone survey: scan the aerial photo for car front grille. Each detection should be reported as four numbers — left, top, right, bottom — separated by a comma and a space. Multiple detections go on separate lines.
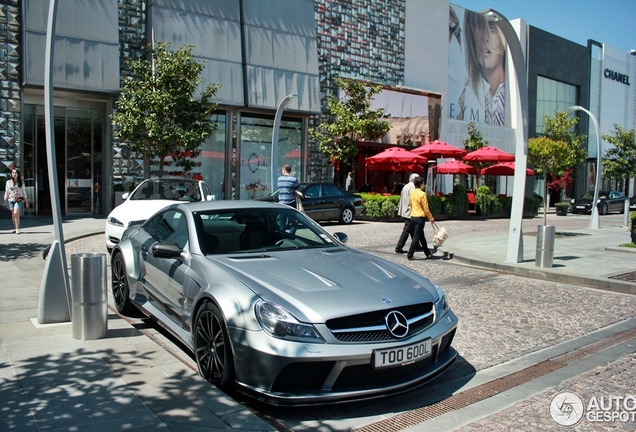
270, 330, 457, 395
326, 302, 435, 342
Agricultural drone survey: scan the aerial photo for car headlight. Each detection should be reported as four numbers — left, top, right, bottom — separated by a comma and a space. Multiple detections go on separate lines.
107, 216, 125, 227
255, 300, 324, 343
434, 285, 449, 321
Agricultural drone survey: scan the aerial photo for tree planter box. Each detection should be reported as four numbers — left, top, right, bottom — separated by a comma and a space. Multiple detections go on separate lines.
555, 205, 569, 216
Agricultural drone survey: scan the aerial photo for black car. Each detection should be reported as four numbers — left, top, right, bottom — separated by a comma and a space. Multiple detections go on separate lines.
259, 182, 364, 224
569, 190, 628, 215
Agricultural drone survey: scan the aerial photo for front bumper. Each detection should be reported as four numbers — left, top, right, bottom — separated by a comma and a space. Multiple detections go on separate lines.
230, 311, 458, 405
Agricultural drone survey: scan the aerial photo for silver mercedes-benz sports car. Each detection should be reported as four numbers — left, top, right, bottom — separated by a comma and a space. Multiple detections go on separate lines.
111, 200, 458, 405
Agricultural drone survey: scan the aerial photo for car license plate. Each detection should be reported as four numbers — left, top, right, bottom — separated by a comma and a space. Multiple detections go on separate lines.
373, 339, 432, 369
576, 206, 585, 209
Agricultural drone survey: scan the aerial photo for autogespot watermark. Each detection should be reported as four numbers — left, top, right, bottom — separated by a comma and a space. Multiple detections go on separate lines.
550, 392, 636, 427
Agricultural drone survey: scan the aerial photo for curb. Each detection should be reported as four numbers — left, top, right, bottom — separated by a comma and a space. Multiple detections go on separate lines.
451, 254, 636, 295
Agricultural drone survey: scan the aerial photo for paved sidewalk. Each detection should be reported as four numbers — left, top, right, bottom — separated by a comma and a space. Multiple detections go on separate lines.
0, 212, 634, 431
441, 219, 636, 294
0, 216, 275, 431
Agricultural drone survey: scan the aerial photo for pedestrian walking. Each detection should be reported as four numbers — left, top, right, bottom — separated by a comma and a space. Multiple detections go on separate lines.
407, 176, 434, 260
345, 172, 353, 192
395, 173, 419, 254
277, 164, 300, 207
4, 168, 29, 234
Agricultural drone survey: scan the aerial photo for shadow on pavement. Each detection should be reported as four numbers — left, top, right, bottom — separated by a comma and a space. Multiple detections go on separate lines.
0, 242, 49, 261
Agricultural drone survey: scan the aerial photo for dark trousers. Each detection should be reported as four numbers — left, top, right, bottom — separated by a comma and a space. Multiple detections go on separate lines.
395, 217, 412, 251
407, 217, 431, 258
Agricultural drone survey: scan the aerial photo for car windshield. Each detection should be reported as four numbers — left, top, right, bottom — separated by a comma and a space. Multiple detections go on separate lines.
193, 207, 341, 254
581, 191, 607, 199
130, 180, 201, 202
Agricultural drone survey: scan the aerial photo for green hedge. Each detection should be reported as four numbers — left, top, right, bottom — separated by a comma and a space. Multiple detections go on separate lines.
360, 190, 539, 220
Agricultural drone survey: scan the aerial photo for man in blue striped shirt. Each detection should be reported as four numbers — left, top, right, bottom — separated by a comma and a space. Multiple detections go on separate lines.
277, 164, 300, 206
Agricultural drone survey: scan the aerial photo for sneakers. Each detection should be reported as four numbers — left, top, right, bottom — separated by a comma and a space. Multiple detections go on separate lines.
16, 229, 21, 234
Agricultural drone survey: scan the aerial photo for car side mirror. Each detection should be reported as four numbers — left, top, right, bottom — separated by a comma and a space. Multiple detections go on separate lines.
152, 241, 182, 259
121, 192, 130, 200
206, 194, 215, 201
333, 232, 348, 244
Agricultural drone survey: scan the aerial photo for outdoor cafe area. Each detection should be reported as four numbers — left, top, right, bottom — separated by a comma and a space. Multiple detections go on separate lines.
357, 140, 534, 199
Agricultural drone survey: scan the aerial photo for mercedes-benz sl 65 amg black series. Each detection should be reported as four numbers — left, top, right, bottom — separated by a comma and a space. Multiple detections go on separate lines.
111, 200, 458, 405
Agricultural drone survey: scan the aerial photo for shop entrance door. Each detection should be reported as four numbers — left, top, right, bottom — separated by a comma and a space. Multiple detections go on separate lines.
66, 109, 103, 214
23, 105, 103, 215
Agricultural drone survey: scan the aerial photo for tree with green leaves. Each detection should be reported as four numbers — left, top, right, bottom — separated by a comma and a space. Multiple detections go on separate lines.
310, 77, 391, 170
602, 124, 636, 198
528, 136, 572, 225
541, 111, 587, 170
461, 122, 489, 187
461, 121, 488, 152
112, 42, 221, 177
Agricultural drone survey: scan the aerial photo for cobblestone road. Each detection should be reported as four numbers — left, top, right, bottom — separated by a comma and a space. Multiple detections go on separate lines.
65, 212, 636, 431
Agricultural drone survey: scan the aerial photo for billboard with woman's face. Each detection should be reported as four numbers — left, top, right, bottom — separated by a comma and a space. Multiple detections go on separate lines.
448, 4, 508, 127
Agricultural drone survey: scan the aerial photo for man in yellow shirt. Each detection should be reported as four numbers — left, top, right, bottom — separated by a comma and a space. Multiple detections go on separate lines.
407, 176, 434, 260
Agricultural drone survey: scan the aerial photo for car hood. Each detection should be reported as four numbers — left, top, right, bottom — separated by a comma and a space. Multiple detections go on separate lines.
108, 199, 178, 224
208, 248, 439, 323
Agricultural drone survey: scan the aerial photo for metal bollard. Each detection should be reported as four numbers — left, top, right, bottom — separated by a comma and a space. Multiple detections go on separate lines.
535, 225, 555, 268
71, 253, 108, 340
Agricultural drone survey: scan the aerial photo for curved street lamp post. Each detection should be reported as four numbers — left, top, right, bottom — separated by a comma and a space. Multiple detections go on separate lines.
570, 105, 601, 230
481, 9, 529, 263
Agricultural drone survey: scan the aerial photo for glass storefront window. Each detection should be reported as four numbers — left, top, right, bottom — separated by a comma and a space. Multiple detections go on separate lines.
239, 115, 302, 200
535, 76, 577, 135
197, 113, 227, 200
148, 113, 227, 199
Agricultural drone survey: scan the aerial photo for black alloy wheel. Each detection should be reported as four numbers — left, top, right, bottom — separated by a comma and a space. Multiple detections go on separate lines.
111, 252, 134, 315
194, 302, 235, 391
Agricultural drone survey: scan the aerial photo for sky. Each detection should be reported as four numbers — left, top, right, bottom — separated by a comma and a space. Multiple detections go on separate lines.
452, 0, 636, 53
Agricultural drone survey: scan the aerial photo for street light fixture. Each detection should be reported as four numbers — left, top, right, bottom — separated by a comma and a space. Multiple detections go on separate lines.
569, 105, 601, 230
271, 94, 296, 188
481, 9, 529, 263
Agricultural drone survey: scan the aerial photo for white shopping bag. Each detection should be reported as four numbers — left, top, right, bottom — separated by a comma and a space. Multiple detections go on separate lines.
432, 222, 448, 246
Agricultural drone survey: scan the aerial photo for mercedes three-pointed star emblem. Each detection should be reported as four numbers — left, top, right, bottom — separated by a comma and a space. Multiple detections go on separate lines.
385, 310, 409, 338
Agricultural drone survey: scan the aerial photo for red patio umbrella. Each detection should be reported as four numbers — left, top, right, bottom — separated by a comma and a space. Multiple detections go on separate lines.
365, 146, 428, 171
481, 161, 534, 176
481, 161, 534, 195
410, 140, 467, 159
463, 146, 515, 162
436, 159, 478, 175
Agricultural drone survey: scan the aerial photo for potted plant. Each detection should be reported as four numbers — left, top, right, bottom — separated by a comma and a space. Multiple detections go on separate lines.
631, 211, 636, 244
555, 202, 569, 216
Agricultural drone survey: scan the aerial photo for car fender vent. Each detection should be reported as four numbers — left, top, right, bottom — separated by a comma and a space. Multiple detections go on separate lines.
228, 254, 273, 260
323, 247, 347, 253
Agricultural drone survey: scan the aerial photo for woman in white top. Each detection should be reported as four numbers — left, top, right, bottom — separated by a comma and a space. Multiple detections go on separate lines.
4, 169, 29, 234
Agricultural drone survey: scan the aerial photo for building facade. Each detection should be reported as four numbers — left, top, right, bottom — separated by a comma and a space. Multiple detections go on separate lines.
1, 0, 634, 218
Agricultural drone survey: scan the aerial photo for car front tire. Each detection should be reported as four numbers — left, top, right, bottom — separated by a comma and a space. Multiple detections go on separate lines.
339, 207, 354, 224
194, 302, 236, 392
600, 203, 608, 215
111, 252, 135, 315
